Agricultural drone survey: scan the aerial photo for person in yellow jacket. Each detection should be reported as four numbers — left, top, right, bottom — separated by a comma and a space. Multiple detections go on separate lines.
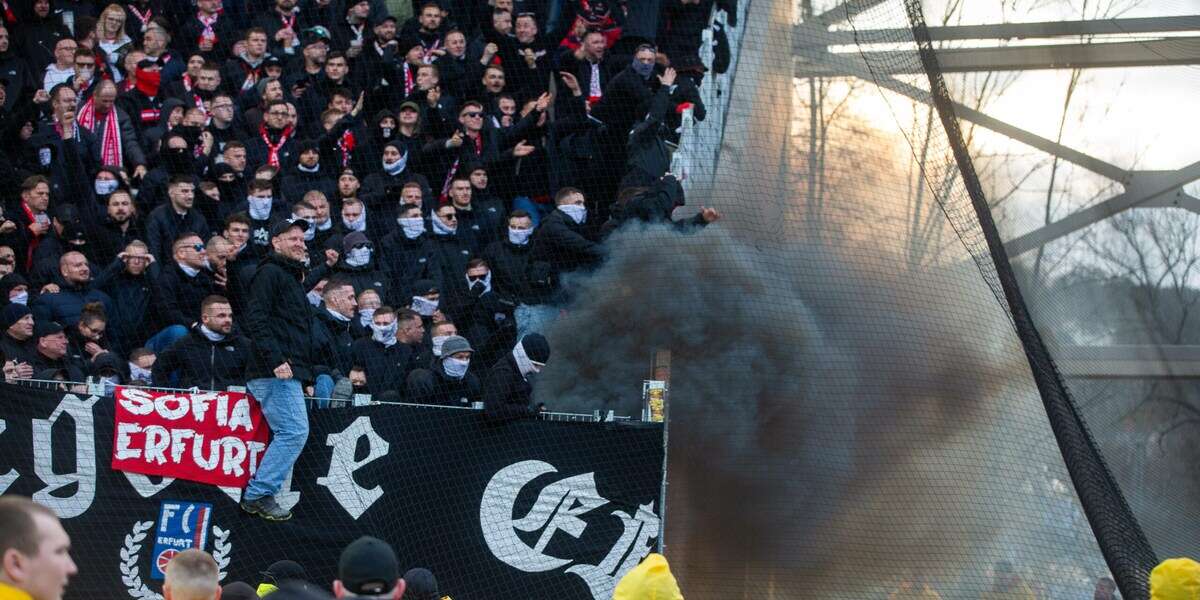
613, 553, 684, 600
1150, 557, 1200, 600
889, 571, 943, 600
980, 561, 1037, 600
0, 496, 77, 600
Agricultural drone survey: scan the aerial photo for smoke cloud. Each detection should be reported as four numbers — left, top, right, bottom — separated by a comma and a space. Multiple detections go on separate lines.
532, 0, 1112, 589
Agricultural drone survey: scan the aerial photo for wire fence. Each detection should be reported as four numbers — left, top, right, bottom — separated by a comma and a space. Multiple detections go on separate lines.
6, 377, 639, 423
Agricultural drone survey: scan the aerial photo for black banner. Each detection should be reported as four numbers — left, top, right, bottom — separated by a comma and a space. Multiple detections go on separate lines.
0, 384, 665, 599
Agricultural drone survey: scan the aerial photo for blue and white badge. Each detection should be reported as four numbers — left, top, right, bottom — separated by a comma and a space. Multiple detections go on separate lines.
149, 500, 212, 580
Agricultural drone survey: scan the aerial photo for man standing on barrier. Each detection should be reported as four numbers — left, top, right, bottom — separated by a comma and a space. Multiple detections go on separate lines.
241, 219, 316, 522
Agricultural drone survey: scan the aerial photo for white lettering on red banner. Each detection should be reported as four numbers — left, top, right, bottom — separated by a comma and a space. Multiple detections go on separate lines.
111, 387, 270, 487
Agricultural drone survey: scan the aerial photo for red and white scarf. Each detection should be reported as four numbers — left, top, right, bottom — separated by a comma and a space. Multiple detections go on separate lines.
77, 97, 123, 167
197, 12, 219, 45
338, 130, 356, 167
129, 5, 153, 31
439, 134, 483, 201
260, 123, 293, 168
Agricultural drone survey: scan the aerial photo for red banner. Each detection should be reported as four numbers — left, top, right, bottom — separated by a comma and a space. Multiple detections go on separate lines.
111, 387, 271, 487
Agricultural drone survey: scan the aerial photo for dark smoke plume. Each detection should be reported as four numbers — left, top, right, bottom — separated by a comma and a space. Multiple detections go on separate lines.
532, 0, 1112, 590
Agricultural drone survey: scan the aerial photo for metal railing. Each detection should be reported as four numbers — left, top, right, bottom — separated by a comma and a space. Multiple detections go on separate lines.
7, 378, 639, 423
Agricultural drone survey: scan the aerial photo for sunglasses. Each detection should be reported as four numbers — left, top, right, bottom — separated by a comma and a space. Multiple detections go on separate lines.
461, 111, 482, 118
0, 257, 12, 265
192, 243, 205, 252
439, 213, 457, 220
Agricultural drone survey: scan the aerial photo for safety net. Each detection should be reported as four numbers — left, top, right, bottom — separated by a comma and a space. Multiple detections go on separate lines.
0, 0, 1193, 599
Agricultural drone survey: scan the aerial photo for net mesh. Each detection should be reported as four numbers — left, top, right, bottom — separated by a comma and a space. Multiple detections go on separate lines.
1, 0, 1195, 598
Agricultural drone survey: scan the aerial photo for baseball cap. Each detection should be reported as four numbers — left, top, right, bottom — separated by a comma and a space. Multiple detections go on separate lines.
270, 218, 309, 238
338, 536, 399, 596
402, 568, 440, 600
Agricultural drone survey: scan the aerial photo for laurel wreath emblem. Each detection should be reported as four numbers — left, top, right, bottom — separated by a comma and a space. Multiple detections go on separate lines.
121, 520, 232, 599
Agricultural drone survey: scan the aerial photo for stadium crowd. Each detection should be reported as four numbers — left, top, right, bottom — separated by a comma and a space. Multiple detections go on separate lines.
0, 0, 728, 518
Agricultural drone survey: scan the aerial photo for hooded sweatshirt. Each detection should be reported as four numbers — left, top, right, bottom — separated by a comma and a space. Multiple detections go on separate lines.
613, 554, 684, 600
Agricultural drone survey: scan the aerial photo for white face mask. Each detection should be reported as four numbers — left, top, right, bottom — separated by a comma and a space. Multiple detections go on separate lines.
94, 178, 119, 195
128, 362, 152, 381
411, 295, 438, 316
248, 195, 273, 220
306, 290, 323, 306
443, 356, 470, 379
398, 216, 425, 239
559, 204, 587, 224
295, 218, 315, 241
508, 226, 532, 245
358, 307, 376, 327
431, 214, 456, 236
382, 151, 408, 175
370, 320, 397, 346
343, 213, 367, 232
431, 334, 450, 356
9, 291, 28, 305
345, 246, 372, 267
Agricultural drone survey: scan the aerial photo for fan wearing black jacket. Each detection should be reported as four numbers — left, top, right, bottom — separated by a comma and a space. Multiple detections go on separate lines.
152, 295, 250, 391
483, 334, 550, 422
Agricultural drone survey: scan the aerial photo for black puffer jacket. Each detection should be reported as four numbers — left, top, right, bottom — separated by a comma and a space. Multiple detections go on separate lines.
406, 358, 481, 407
243, 252, 316, 383
482, 353, 536, 422
152, 325, 251, 391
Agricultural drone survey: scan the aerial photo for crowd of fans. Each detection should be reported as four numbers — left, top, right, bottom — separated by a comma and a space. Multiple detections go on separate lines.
0, 0, 727, 521
0, 0, 728, 404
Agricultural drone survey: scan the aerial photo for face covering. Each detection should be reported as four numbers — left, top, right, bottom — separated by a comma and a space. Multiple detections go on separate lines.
411, 295, 438, 317
135, 68, 161, 96
306, 290, 322, 306
559, 204, 587, 224
128, 362, 152, 381
512, 340, 544, 381
379, 126, 393, 140
345, 246, 371, 267
327, 306, 351, 322
297, 219, 316, 241
298, 161, 320, 173
343, 212, 367, 232
77, 67, 94, 82
358, 307, 376, 327
199, 325, 226, 342
466, 271, 492, 296
443, 356, 470, 379
508, 226, 532, 246
316, 217, 332, 231
398, 216, 425, 239
431, 334, 450, 357
9, 291, 28, 305
247, 195, 273, 220
632, 59, 655, 79
370, 321, 397, 346
381, 151, 408, 176
430, 214, 456, 236
94, 178, 119, 196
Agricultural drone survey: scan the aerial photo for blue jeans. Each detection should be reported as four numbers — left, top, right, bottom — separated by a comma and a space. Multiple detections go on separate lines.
515, 304, 560, 339
244, 378, 308, 501
145, 325, 188, 354
512, 196, 554, 227
311, 374, 334, 409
